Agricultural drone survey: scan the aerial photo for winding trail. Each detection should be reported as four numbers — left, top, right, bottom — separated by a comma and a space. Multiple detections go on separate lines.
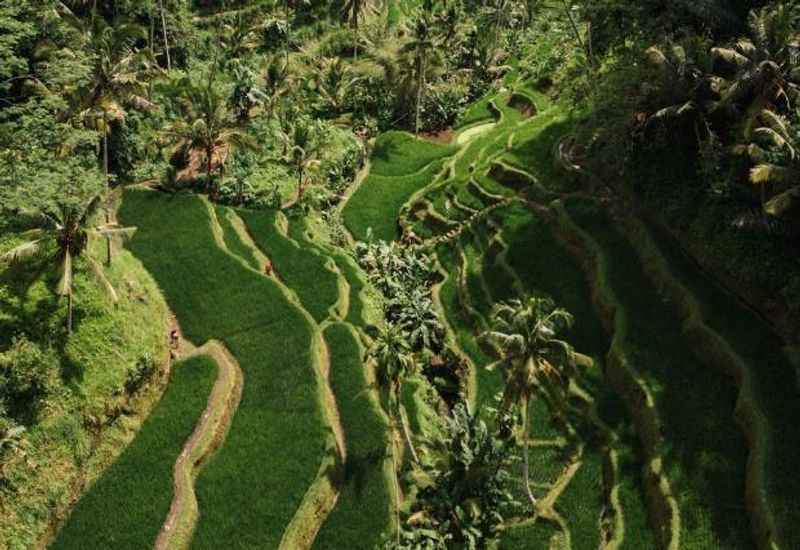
155, 341, 243, 550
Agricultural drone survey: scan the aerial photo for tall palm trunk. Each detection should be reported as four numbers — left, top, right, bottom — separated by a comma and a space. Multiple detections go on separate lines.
398, 399, 419, 464
522, 396, 537, 508
66, 293, 73, 334
353, 12, 359, 62
415, 52, 425, 136
103, 132, 113, 265
206, 146, 215, 200
159, 0, 171, 70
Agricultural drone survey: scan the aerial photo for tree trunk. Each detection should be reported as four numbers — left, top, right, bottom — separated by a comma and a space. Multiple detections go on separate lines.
104, 132, 113, 266
399, 403, 420, 464
522, 397, 537, 508
207, 147, 215, 199
159, 0, 171, 70
560, 0, 588, 65
66, 293, 73, 335
285, 1, 291, 68
353, 15, 359, 63
415, 53, 425, 136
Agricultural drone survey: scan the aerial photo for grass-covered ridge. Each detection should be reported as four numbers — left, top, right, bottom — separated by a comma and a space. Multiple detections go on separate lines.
313, 323, 392, 549
51, 355, 217, 550
119, 190, 327, 549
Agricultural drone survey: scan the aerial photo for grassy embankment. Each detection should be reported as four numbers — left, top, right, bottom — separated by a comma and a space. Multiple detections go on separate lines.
120, 190, 326, 549
51, 356, 217, 550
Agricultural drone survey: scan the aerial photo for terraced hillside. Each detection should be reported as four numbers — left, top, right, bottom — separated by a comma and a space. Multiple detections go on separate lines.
341, 82, 800, 549
49, 83, 800, 550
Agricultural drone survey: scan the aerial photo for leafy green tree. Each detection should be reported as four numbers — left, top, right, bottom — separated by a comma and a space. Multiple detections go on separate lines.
162, 74, 259, 199
481, 297, 577, 508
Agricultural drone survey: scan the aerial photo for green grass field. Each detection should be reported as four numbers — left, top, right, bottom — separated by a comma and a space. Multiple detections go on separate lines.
369, 132, 457, 177
51, 355, 217, 550
344, 160, 448, 241
120, 191, 326, 549
565, 197, 752, 549
313, 323, 391, 549
239, 209, 340, 323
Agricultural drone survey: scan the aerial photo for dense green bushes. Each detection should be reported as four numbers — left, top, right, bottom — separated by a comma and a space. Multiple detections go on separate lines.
52, 355, 217, 550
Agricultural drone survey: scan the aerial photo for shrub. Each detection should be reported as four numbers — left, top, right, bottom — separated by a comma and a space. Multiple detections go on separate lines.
0, 337, 60, 421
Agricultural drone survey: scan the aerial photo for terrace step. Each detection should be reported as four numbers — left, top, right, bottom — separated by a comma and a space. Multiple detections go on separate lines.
554, 198, 759, 550
618, 211, 800, 550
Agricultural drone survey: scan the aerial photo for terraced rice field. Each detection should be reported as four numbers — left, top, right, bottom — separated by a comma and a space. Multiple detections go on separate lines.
52, 355, 218, 550
52, 78, 800, 550
351, 81, 800, 548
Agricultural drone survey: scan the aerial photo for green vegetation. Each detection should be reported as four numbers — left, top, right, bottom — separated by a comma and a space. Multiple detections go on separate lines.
314, 323, 391, 549
120, 190, 325, 549
239, 209, 340, 322
344, 158, 450, 242
52, 355, 217, 550
4, 0, 800, 548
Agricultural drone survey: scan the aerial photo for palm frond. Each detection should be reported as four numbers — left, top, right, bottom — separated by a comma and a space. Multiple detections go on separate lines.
2, 240, 46, 263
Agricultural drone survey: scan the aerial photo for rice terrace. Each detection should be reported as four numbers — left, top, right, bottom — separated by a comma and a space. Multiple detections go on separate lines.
2, 1, 800, 549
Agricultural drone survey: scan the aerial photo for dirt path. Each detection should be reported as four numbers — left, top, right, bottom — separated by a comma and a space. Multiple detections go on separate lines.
155, 340, 243, 550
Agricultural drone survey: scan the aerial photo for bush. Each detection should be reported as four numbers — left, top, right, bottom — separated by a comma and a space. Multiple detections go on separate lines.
0, 337, 60, 421
124, 353, 158, 396
419, 82, 469, 133
317, 28, 357, 58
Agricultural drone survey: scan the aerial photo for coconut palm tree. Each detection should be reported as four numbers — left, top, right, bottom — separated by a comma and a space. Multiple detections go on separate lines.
398, 14, 441, 135
314, 57, 360, 116
481, 296, 577, 508
162, 75, 259, 199
66, 11, 156, 180
62, 11, 155, 262
744, 108, 799, 210
341, 0, 374, 61
1, 191, 135, 335
370, 325, 420, 464
262, 55, 290, 120
279, 119, 320, 200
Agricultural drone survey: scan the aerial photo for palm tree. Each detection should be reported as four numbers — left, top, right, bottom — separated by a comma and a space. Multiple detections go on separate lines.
64, 11, 155, 262
66, 11, 156, 180
481, 296, 577, 508
711, 4, 800, 133
481, 0, 515, 52
279, 120, 320, 200
398, 15, 441, 135
745, 108, 799, 209
262, 55, 290, 120
341, 0, 373, 61
162, 75, 259, 199
1, 190, 135, 335
314, 57, 359, 116
370, 325, 420, 464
